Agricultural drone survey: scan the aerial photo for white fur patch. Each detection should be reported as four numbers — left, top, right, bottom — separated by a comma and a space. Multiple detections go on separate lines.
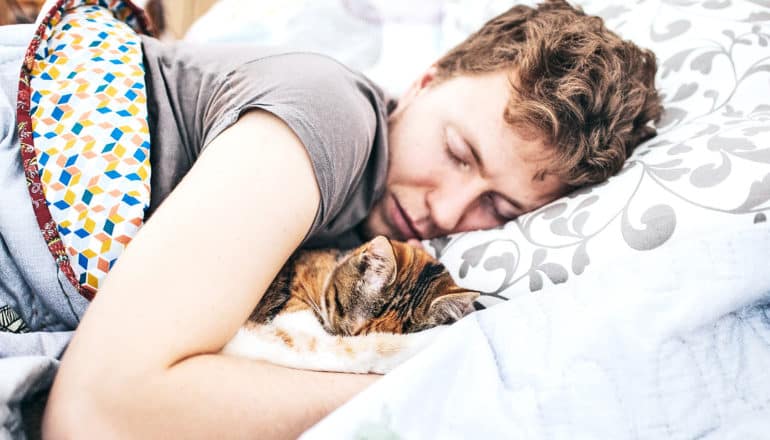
221, 310, 446, 374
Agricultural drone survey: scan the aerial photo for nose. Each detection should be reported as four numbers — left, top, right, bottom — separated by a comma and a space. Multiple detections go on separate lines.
426, 179, 484, 234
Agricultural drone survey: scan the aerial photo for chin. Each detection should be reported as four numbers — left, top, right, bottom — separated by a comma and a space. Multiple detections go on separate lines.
361, 214, 396, 242
359, 214, 385, 241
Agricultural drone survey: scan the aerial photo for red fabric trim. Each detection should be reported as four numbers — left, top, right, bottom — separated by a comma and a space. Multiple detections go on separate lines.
117, 0, 156, 37
15, 0, 153, 301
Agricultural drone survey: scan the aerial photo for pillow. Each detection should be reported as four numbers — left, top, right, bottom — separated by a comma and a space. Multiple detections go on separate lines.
425, 0, 770, 308
20, 0, 152, 298
301, 5, 770, 437
185, 0, 770, 308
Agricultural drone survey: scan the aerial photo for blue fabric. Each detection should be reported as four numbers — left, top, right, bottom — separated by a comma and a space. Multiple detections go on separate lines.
0, 24, 88, 334
0, 23, 86, 440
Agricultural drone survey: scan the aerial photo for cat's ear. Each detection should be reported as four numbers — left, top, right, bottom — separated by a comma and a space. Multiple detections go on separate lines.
359, 235, 397, 292
428, 291, 480, 323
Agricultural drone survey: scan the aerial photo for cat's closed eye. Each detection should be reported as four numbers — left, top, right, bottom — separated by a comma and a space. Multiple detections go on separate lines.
227, 236, 480, 374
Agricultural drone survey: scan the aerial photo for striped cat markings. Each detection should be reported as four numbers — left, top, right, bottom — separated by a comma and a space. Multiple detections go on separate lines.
222, 236, 479, 373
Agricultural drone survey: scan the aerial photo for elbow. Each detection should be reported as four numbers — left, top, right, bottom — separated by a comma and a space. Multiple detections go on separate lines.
42, 364, 131, 438
42, 394, 84, 439
42, 387, 99, 439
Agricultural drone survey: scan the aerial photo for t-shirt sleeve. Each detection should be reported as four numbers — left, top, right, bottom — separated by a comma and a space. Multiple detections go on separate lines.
200, 53, 386, 244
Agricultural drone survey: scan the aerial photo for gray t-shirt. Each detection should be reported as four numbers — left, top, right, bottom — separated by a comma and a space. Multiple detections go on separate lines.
140, 36, 392, 248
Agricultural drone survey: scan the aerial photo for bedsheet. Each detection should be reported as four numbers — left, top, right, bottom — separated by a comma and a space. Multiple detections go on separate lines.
285, 2, 770, 435
2, 0, 768, 437
0, 333, 72, 440
304, 226, 770, 439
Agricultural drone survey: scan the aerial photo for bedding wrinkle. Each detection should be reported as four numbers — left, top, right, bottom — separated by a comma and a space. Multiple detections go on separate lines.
473, 312, 509, 389
0, 24, 87, 333
1, 23, 87, 440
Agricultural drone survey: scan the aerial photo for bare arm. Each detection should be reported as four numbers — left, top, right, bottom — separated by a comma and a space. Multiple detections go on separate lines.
43, 110, 378, 439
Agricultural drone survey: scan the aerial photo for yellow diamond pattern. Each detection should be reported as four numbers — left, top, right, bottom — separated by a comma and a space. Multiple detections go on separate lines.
30, 3, 151, 293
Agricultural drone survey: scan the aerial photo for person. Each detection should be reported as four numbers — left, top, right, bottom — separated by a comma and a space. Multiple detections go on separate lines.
0, 0, 662, 438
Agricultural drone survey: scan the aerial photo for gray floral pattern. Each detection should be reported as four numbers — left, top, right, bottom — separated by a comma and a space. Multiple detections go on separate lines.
189, 0, 770, 308
427, 0, 770, 307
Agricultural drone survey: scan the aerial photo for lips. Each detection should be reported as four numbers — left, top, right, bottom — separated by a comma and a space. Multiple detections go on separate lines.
390, 195, 422, 240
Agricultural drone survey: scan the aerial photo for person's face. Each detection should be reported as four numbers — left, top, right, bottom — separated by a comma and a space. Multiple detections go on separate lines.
361, 67, 567, 241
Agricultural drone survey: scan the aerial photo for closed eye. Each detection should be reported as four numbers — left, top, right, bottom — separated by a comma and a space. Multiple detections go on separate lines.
444, 127, 472, 171
445, 145, 470, 170
482, 193, 519, 221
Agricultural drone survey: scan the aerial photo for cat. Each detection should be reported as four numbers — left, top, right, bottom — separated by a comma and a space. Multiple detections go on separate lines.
222, 235, 479, 374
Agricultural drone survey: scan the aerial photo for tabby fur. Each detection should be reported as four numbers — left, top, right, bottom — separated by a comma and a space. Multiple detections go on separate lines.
222, 236, 479, 373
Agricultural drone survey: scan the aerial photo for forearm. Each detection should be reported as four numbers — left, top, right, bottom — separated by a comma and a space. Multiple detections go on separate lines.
44, 354, 378, 439
43, 111, 340, 438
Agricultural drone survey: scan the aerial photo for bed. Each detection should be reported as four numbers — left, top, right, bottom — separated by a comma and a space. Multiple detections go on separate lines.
1, 0, 767, 438
186, 0, 770, 438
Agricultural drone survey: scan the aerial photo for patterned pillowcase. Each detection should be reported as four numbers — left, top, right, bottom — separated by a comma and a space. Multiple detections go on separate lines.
426, 0, 770, 307
19, 0, 152, 298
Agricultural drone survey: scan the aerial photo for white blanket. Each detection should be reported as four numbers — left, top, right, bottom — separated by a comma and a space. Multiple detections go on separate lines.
304, 227, 770, 439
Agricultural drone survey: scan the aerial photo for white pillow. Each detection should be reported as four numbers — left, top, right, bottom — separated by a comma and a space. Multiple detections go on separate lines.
185, 1, 770, 308
428, 0, 770, 308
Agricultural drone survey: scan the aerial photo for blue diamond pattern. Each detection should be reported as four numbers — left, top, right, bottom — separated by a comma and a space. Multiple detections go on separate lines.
29, 3, 152, 293
59, 170, 72, 185
122, 194, 140, 205
65, 154, 78, 167
82, 190, 93, 204
52, 107, 64, 120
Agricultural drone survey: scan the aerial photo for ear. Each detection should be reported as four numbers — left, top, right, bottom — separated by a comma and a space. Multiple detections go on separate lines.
358, 236, 397, 292
415, 65, 439, 90
428, 291, 480, 323
391, 65, 439, 118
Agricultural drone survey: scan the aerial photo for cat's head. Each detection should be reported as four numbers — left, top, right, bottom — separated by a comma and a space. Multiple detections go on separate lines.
320, 236, 479, 336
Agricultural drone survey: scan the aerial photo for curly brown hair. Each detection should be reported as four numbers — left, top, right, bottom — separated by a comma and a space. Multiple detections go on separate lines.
434, 0, 663, 187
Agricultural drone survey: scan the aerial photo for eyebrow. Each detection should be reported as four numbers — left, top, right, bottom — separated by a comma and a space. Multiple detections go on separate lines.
465, 137, 527, 212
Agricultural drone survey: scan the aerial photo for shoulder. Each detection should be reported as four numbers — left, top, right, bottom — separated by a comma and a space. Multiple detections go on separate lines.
239, 52, 386, 122
205, 51, 388, 143
200, 52, 391, 243
238, 51, 372, 88
206, 51, 389, 172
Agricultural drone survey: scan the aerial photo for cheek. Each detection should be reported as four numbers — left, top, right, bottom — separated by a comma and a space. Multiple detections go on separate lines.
386, 137, 444, 189
387, 114, 444, 179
